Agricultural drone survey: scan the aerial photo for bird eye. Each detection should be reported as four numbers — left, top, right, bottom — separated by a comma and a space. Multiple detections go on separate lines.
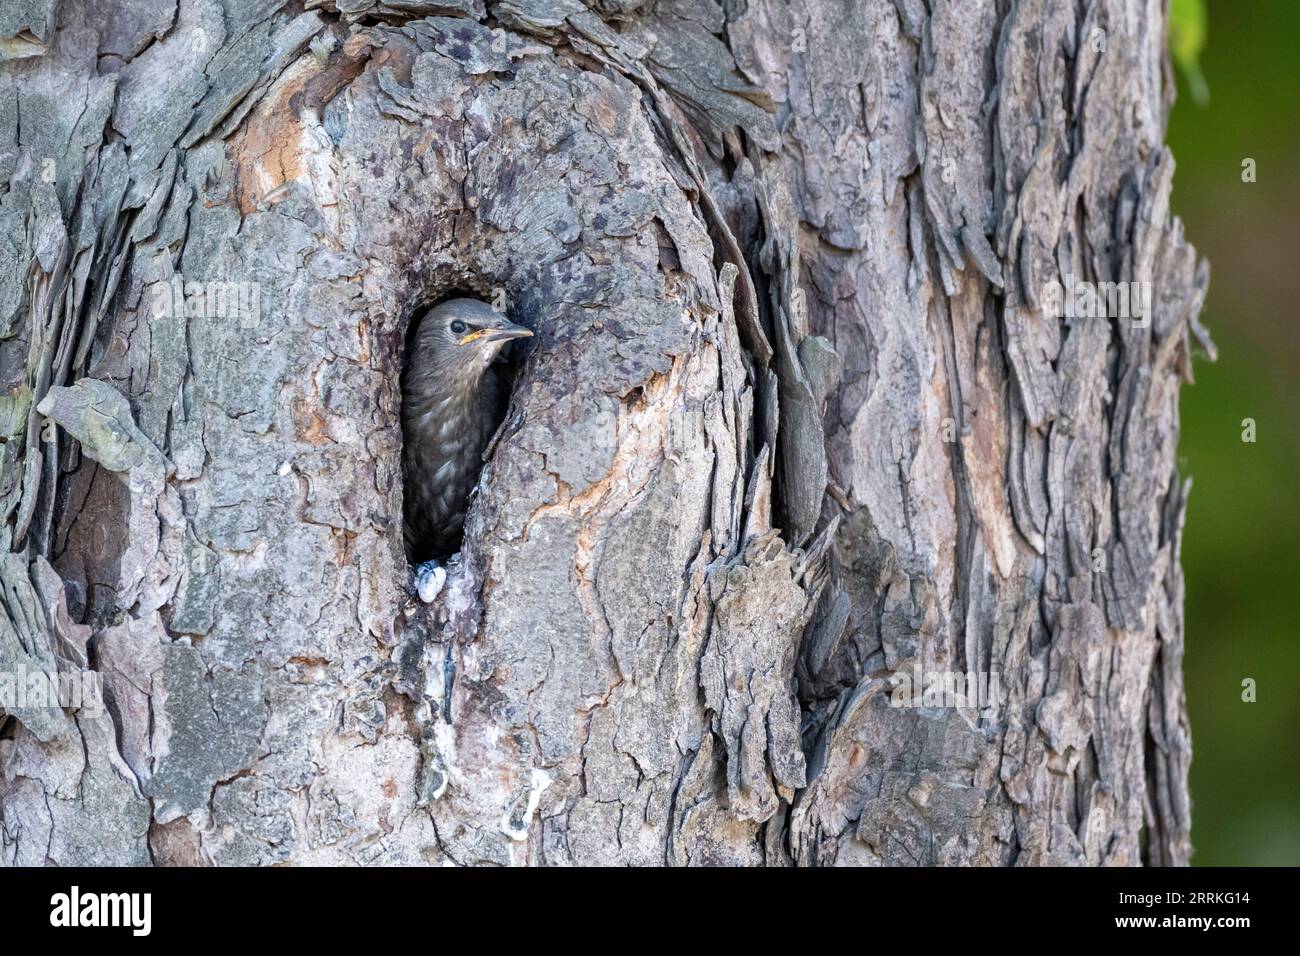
450, 320, 467, 335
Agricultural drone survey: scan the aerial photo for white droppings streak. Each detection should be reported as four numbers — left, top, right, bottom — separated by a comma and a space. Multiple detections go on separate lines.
500, 767, 552, 842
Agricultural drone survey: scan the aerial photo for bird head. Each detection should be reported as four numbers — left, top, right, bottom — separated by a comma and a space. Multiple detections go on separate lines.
412, 298, 533, 386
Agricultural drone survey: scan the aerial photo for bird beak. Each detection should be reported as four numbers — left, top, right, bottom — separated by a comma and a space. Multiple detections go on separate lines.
459, 322, 533, 346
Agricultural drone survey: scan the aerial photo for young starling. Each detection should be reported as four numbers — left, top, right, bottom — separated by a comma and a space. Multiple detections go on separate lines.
402, 298, 532, 600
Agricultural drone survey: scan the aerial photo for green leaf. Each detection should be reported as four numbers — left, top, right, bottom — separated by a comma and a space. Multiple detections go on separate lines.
1169, 0, 1210, 105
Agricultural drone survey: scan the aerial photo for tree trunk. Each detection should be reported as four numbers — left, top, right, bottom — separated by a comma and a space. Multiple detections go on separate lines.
0, 0, 1207, 866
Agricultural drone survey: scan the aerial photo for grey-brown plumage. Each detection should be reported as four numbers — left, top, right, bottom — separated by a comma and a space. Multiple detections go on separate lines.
402, 298, 532, 563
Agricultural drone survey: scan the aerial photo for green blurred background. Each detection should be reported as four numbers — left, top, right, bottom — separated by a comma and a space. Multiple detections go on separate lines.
1166, 1, 1299, 865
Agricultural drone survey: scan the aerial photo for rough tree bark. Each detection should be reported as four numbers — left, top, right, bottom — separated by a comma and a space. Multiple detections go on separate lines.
0, 0, 1210, 866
